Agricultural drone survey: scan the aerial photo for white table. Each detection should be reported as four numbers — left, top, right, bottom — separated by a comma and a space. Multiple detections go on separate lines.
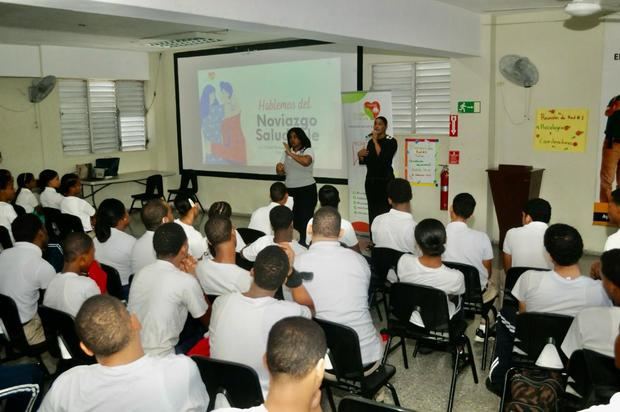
81, 170, 175, 207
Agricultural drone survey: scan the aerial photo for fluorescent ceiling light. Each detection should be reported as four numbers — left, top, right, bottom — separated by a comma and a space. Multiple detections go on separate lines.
565, 1, 602, 17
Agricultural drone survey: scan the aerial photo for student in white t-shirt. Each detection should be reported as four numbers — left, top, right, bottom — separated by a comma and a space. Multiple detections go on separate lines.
371, 178, 416, 254
131, 199, 173, 274
14, 172, 39, 214
128, 223, 209, 357
210, 245, 315, 397
248, 182, 290, 236
488, 224, 611, 394
59, 173, 95, 232
296, 207, 383, 367
216, 317, 327, 412
502, 198, 553, 271
174, 195, 208, 259
197, 215, 251, 296
591, 189, 620, 278
38, 169, 64, 210
94, 198, 137, 293
242, 205, 306, 262
397, 218, 465, 328
207, 201, 245, 252
43, 232, 100, 317
39, 295, 209, 412
0, 170, 17, 242
306, 185, 359, 251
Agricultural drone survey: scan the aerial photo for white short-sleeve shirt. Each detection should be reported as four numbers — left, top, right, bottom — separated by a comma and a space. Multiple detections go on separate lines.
60, 196, 96, 232
512, 270, 612, 316
306, 217, 358, 247
604, 229, 620, 251
294, 241, 383, 365
94, 228, 137, 285
443, 221, 493, 289
40, 187, 64, 209
396, 255, 466, 327
371, 209, 417, 254
280, 147, 315, 188
174, 219, 207, 259
502, 221, 552, 269
561, 306, 620, 359
15, 188, 39, 213
0, 242, 56, 322
131, 230, 156, 275
0, 201, 17, 242
241, 234, 306, 262
579, 393, 620, 412
43, 272, 100, 317
248, 202, 280, 236
128, 260, 208, 357
209, 293, 311, 397
215, 406, 267, 412
39, 354, 210, 412
196, 258, 252, 296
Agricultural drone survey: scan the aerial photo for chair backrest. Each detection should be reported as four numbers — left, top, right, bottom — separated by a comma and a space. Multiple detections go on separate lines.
505, 267, 548, 292
38, 305, 94, 364
339, 396, 415, 412
371, 247, 405, 283
0, 293, 31, 352
443, 261, 482, 312
237, 228, 266, 245
179, 170, 198, 193
191, 355, 263, 410
514, 312, 574, 364
58, 213, 84, 238
389, 283, 451, 333
0, 384, 40, 412
145, 174, 163, 196
0, 225, 12, 249
314, 318, 364, 382
42, 207, 62, 242
12, 204, 26, 217
99, 263, 124, 300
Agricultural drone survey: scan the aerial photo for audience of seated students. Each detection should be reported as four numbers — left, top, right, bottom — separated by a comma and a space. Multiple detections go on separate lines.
242, 205, 307, 262
502, 197, 553, 271
371, 177, 417, 254
208, 200, 246, 252
209, 245, 315, 396
0, 215, 56, 344
14, 172, 39, 214
39, 169, 63, 210
248, 182, 290, 236
305, 185, 360, 251
196, 215, 252, 296
216, 316, 327, 412
174, 195, 208, 259
93, 198, 136, 293
0, 169, 17, 241
43, 232, 100, 317
39, 295, 210, 412
131, 198, 173, 274
562, 248, 620, 360
396, 218, 466, 327
443, 193, 494, 341
59, 173, 95, 232
488, 223, 612, 394
295, 206, 384, 368
128, 222, 209, 356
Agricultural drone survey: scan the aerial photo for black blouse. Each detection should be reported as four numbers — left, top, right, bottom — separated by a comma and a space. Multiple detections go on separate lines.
359, 135, 397, 179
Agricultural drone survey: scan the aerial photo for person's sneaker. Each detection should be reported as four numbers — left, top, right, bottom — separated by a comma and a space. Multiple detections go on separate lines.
474, 325, 496, 343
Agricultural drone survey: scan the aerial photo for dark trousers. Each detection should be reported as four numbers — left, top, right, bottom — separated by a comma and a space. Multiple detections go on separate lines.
365, 176, 393, 230
175, 316, 206, 355
488, 304, 518, 392
287, 183, 317, 246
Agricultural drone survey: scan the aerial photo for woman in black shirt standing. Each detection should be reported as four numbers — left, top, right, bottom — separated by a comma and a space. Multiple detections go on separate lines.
357, 116, 397, 228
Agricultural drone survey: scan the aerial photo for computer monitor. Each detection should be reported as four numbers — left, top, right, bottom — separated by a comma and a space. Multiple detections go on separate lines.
95, 157, 120, 177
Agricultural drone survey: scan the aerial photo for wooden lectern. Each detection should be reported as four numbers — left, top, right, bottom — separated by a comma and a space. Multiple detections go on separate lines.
487, 165, 544, 248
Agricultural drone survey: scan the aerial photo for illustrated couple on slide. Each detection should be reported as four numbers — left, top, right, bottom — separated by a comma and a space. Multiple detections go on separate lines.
200, 81, 247, 165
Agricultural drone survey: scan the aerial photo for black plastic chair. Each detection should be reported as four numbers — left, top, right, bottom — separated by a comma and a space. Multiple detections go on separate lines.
58, 213, 85, 237
505, 267, 548, 292
43, 243, 64, 273
567, 349, 620, 409
129, 174, 163, 213
100, 263, 124, 301
338, 396, 415, 412
513, 312, 574, 367
12, 204, 26, 217
41, 207, 62, 242
314, 318, 400, 411
191, 355, 263, 411
0, 294, 48, 374
444, 261, 497, 370
237, 228, 265, 245
167, 170, 205, 213
0, 226, 12, 249
382, 283, 477, 412
0, 383, 40, 412
369, 248, 405, 321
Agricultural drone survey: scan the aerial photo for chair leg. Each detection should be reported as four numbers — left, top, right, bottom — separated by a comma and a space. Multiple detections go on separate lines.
194, 196, 206, 213
482, 314, 489, 371
129, 199, 137, 214
465, 337, 478, 384
382, 336, 393, 365
375, 300, 383, 322
385, 382, 401, 406
324, 385, 336, 412
447, 346, 459, 412
401, 337, 409, 369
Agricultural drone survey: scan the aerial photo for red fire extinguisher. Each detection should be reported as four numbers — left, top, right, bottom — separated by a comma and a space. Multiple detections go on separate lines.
440, 165, 449, 210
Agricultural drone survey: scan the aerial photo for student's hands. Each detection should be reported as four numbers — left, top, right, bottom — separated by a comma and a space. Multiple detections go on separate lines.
590, 260, 602, 280
277, 242, 295, 276
180, 255, 198, 275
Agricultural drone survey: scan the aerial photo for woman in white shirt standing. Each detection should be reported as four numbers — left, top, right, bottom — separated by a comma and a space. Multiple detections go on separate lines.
39, 169, 64, 210
174, 195, 207, 259
15, 172, 40, 214
59, 173, 95, 232
93, 198, 136, 295
275, 127, 316, 246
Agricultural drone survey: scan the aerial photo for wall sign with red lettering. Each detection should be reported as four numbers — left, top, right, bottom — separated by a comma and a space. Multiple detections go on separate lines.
449, 114, 458, 137
449, 150, 460, 164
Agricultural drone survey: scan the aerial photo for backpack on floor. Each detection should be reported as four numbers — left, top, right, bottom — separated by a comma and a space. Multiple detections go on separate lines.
504, 369, 564, 412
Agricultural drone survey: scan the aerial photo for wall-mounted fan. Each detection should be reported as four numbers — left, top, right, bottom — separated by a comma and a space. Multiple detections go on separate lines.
29, 75, 56, 103
499, 55, 539, 88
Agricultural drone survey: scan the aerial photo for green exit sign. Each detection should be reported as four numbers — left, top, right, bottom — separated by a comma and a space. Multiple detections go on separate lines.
457, 101, 481, 113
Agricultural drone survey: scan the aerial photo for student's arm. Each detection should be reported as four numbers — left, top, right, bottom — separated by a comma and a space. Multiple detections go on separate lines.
483, 259, 493, 284
290, 284, 315, 316
518, 300, 526, 314
196, 296, 212, 329
503, 252, 512, 272
590, 260, 602, 280
350, 243, 361, 253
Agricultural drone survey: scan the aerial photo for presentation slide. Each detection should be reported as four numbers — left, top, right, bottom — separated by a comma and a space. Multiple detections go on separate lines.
175, 45, 352, 180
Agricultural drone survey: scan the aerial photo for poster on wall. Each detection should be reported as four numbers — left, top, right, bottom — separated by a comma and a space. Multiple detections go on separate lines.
533, 108, 588, 152
405, 138, 438, 186
342, 91, 393, 232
